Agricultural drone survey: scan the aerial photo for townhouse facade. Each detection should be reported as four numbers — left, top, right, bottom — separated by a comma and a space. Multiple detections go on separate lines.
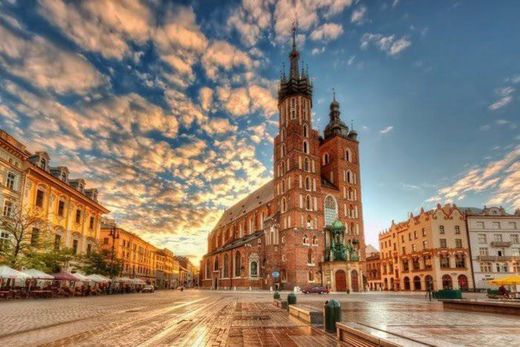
465, 206, 520, 289
379, 204, 473, 291
0, 130, 29, 248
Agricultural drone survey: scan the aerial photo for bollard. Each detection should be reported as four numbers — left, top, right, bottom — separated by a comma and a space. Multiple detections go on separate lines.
274, 291, 281, 299
287, 293, 297, 305
323, 299, 341, 333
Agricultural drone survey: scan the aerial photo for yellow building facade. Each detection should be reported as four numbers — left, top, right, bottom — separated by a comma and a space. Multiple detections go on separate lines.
379, 203, 473, 291
100, 224, 157, 283
0, 130, 29, 248
22, 151, 108, 256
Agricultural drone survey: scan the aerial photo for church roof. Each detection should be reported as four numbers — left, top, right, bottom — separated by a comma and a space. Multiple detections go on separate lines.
205, 231, 263, 257
212, 180, 273, 231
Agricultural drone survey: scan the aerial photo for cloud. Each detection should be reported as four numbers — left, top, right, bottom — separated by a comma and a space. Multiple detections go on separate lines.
379, 126, 394, 134
227, 0, 272, 46
489, 86, 515, 111
351, 6, 367, 24
201, 117, 237, 135
38, 0, 152, 59
199, 87, 214, 112
310, 23, 343, 42
202, 41, 253, 80
0, 23, 105, 95
216, 84, 277, 117
427, 146, 520, 209
361, 33, 412, 56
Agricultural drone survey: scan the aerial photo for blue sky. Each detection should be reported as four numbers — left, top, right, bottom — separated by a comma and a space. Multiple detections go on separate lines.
0, 0, 518, 262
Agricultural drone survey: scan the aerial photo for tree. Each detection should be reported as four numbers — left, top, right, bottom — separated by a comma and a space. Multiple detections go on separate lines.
23, 248, 76, 274
80, 250, 122, 277
0, 205, 52, 269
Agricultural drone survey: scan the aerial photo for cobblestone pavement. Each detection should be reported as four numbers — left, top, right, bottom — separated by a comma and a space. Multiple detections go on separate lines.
298, 292, 520, 347
0, 290, 339, 347
0, 290, 519, 346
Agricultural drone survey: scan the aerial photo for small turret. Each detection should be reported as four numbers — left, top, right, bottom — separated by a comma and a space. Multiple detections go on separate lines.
324, 90, 349, 139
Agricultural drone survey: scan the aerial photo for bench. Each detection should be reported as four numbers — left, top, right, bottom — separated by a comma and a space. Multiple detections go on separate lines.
272, 299, 288, 309
288, 304, 323, 325
336, 322, 432, 347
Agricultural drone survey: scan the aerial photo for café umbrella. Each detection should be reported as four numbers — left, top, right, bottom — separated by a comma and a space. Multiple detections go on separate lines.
52, 272, 81, 281
0, 265, 31, 279
22, 269, 54, 280
489, 274, 520, 286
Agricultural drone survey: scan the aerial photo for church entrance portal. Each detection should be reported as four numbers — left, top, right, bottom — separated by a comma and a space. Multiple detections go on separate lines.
335, 270, 347, 292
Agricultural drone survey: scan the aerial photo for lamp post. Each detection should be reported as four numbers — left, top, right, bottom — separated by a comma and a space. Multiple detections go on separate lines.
109, 224, 119, 293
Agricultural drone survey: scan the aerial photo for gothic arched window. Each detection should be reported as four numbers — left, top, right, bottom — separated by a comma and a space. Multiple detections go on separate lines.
303, 140, 309, 154
281, 197, 287, 213
322, 153, 329, 165
223, 254, 229, 277
305, 176, 311, 191
235, 252, 241, 277
303, 124, 308, 137
304, 158, 310, 172
324, 195, 338, 226
345, 148, 352, 162
305, 195, 312, 210
307, 249, 313, 264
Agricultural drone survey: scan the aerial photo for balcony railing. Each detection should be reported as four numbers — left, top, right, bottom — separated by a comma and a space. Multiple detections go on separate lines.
477, 255, 519, 261
490, 241, 512, 247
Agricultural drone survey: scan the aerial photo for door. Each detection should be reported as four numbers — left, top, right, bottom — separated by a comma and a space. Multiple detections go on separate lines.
335, 270, 347, 292
351, 270, 359, 292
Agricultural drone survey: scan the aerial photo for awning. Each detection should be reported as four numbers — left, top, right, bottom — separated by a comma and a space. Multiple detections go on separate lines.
0, 265, 32, 279
52, 272, 81, 281
22, 269, 54, 280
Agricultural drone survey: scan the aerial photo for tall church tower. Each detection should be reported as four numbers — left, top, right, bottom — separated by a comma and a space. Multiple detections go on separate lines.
272, 26, 325, 288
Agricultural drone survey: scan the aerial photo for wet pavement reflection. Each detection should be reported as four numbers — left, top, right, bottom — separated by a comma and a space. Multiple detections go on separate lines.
0, 290, 518, 346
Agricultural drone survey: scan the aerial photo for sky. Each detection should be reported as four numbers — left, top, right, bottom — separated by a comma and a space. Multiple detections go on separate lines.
0, 0, 519, 263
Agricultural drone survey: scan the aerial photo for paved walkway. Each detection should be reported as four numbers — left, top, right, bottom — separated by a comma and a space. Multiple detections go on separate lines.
0, 291, 340, 347
0, 290, 519, 346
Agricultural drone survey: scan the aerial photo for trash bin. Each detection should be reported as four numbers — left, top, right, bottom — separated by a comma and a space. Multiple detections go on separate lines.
274, 291, 280, 299
287, 293, 297, 305
323, 299, 342, 333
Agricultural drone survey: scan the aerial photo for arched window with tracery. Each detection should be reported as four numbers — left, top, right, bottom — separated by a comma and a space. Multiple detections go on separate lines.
324, 195, 338, 226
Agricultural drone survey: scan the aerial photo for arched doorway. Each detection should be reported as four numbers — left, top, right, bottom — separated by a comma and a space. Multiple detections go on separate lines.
403, 277, 410, 290
458, 274, 468, 290
351, 270, 359, 292
384, 278, 388, 290
413, 276, 421, 291
390, 278, 394, 291
335, 270, 347, 292
442, 274, 453, 289
425, 275, 433, 291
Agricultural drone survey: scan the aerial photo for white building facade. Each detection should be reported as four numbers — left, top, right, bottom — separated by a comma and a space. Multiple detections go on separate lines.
466, 206, 520, 289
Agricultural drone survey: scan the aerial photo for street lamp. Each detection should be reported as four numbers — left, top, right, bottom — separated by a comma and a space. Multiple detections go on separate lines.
109, 224, 119, 293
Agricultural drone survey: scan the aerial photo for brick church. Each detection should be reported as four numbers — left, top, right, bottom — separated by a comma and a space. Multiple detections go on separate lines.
200, 28, 366, 292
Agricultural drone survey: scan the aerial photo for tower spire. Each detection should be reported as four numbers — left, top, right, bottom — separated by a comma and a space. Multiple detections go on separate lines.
289, 20, 300, 79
